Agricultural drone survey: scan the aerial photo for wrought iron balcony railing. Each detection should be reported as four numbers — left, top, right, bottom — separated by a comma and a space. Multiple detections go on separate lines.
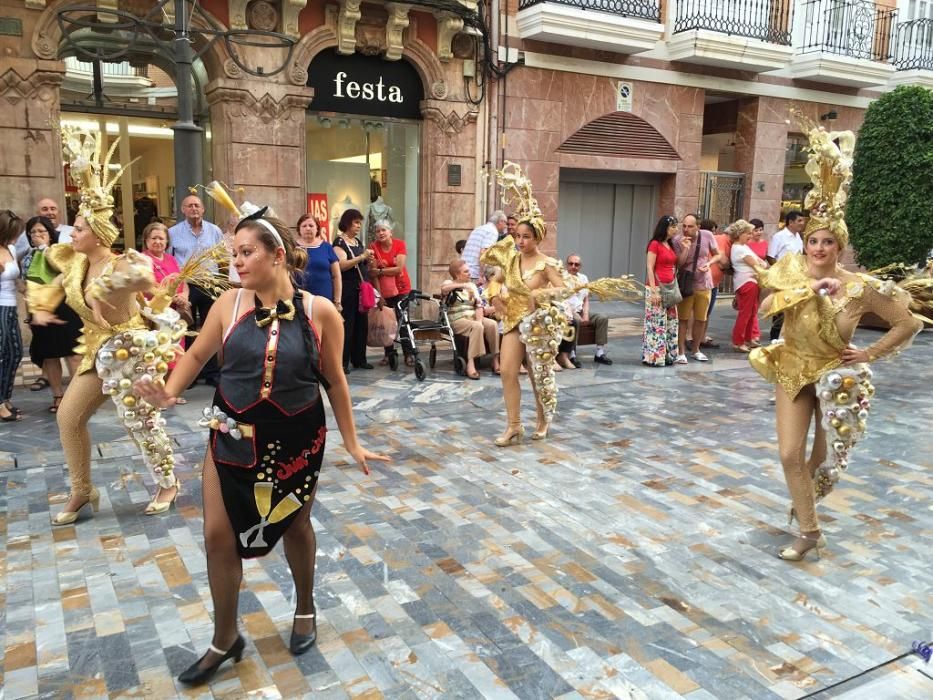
517, 0, 661, 23
798, 0, 897, 63
894, 18, 933, 71
673, 0, 793, 45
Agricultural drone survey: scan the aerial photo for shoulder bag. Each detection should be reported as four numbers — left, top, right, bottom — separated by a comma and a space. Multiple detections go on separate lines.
676, 235, 702, 300
659, 280, 682, 308
338, 237, 377, 312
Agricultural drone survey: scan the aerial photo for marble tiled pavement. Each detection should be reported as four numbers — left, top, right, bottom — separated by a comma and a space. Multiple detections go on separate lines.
1, 303, 931, 699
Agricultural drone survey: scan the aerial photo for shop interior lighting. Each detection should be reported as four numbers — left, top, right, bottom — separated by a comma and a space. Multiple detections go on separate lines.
61, 118, 175, 138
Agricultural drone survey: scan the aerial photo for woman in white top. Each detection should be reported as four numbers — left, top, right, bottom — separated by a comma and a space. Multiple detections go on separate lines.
0, 210, 24, 421
729, 220, 769, 353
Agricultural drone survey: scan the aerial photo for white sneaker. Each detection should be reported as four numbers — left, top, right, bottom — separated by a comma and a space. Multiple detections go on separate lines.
674, 354, 688, 365
692, 351, 709, 362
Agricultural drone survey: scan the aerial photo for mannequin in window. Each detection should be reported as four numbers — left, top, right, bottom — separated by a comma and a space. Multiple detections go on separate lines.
330, 196, 361, 243
366, 196, 395, 239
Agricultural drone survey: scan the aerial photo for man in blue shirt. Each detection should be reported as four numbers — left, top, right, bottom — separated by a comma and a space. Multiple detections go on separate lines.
169, 194, 225, 385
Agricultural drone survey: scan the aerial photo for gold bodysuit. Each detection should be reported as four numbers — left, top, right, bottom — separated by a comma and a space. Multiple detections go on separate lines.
29, 244, 148, 374
27, 244, 184, 493
480, 236, 567, 334
749, 253, 922, 398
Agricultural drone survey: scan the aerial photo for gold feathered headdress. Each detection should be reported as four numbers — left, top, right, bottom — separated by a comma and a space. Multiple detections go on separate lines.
794, 110, 856, 247
61, 126, 135, 248
496, 161, 546, 241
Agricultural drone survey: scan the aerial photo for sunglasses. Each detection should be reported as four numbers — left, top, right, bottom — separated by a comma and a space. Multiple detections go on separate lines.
567, 262, 581, 267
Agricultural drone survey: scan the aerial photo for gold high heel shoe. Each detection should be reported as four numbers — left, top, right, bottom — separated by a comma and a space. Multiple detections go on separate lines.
144, 478, 181, 516
52, 487, 100, 526
778, 533, 827, 561
494, 425, 525, 447
531, 422, 550, 441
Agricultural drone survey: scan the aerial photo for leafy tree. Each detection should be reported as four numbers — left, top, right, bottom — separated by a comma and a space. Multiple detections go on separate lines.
848, 85, 933, 269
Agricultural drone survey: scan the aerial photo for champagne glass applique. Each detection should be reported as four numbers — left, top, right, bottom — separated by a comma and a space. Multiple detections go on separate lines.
239, 481, 303, 549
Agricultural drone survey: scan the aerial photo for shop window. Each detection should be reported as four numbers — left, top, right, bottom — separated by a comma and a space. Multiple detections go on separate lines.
60, 114, 176, 249
306, 116, 420, 288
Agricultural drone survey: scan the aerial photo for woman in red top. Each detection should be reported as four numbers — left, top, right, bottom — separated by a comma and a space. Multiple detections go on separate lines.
369, 220, 413, 364
642, 216, 679, 366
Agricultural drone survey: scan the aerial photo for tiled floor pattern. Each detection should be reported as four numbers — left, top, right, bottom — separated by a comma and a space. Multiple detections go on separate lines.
1, 305, 931, 699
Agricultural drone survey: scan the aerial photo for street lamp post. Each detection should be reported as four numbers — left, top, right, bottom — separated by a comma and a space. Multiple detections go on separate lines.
172, 0, 202, 214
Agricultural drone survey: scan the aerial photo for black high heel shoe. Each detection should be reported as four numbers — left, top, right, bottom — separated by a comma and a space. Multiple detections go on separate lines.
178, 635, 245, 686
289, 607, 317, 655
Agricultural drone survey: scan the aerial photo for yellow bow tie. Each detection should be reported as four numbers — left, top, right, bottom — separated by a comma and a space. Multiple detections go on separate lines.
255, 298, 296, 327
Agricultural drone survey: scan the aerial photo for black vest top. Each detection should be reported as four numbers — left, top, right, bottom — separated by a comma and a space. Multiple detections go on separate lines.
218, 291, 322, 416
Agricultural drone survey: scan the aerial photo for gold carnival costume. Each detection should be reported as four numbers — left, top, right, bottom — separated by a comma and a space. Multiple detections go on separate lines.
27, 127, 195, 521
482, 162, 641, 434
748, 114, 924, 549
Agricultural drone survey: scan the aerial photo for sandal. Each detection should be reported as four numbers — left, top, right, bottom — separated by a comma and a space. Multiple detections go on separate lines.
49, 395, 64, 413
0, 407, 21, 422
29, 377, 50, 392
733, 344, 751, 353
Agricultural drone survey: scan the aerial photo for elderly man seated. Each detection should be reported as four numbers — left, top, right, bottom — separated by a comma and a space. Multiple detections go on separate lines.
441, 259, 500, 379
556, 253, 612, 368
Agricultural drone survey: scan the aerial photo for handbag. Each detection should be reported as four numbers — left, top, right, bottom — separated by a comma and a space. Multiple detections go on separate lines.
338, 237, 378, 312
358, 280, 377, 312
367, 304, 398, 347
659, 280, 682, 308
676, 235, 703, 300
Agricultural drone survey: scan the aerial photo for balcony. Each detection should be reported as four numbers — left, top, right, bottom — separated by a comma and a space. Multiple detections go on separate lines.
667, 0, 795, 72
516, 0, 664, 54
791, 0, 896, 87
890, 18, 933, 88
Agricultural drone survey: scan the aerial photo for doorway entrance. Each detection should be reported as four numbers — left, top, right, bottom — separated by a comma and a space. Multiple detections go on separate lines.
557, 171, 660, 279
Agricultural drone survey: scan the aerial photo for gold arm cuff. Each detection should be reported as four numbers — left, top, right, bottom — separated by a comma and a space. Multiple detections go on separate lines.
26, 281, 65, 314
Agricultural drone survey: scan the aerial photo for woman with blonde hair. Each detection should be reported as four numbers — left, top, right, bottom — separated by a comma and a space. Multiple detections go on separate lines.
750, 116, 923, 561
28, 128, 187, 521
728, 219, 768, 353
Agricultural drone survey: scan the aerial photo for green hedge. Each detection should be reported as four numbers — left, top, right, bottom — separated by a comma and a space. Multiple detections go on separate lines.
848, 85, 933, 269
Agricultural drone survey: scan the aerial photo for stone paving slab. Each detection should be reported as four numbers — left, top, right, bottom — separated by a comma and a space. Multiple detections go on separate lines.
1, 303, 931, 699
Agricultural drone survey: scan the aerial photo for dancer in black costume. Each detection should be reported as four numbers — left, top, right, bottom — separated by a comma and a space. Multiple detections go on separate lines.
136, 206, 387, 685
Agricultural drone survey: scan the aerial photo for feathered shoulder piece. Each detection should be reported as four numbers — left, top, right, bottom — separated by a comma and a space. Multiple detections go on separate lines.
44, 243, 77, 274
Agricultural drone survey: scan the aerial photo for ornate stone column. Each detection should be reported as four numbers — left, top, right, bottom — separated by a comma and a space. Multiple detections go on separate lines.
734, 96, 789, 227
205, 78, 315, 225
0, 60, 67, 216
420, 98, 478, 289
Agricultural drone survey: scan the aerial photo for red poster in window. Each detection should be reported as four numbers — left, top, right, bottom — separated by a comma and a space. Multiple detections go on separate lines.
307, 194, 329, 238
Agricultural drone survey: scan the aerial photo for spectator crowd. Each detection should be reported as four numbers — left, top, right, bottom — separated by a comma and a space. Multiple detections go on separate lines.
1, 189, 811, 422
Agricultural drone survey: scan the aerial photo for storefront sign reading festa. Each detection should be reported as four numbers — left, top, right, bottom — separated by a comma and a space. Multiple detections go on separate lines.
307, 49, 425, 120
